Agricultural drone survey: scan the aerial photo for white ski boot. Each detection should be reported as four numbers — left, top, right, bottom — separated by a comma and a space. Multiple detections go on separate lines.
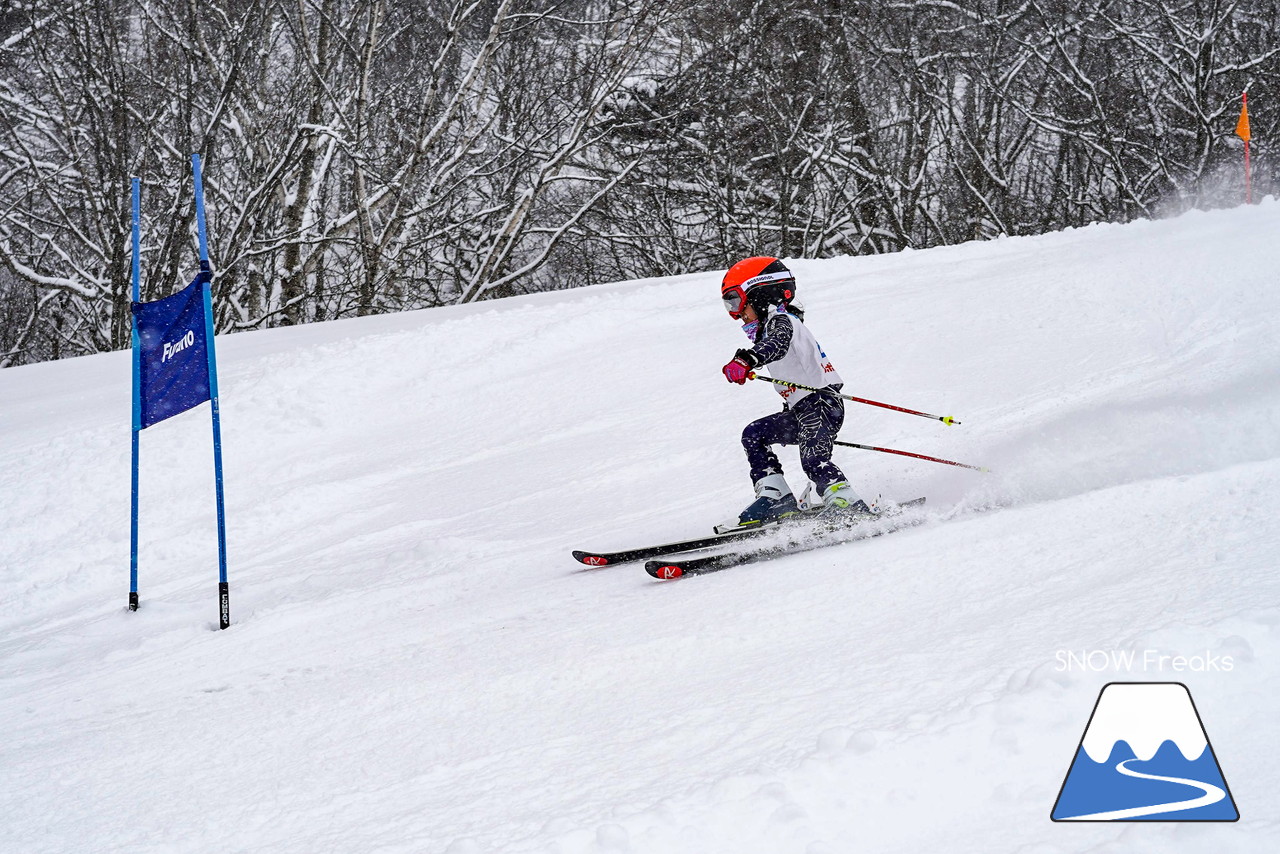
820, 481, 872, 516
715, 473, 800, 533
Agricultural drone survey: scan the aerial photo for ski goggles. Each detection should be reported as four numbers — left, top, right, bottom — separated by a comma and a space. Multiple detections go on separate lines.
721, 271, 794, 319
721, 286, 747, 319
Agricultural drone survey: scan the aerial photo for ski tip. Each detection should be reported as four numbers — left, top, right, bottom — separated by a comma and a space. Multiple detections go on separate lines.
572, 551, 610, 566
647, 563, 684, 580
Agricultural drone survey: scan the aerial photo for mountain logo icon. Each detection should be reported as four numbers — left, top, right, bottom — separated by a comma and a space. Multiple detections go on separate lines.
1051, 682, 1239, 822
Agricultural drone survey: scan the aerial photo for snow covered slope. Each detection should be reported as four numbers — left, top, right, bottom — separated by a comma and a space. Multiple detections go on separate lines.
3, 203, 1279, 853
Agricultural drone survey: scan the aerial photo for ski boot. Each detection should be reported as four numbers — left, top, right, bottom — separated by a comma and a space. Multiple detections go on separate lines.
715, 473, 800, 533
820, 481, 872, 518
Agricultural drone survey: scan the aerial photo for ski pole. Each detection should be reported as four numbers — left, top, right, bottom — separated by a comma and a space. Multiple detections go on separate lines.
835, 440, 989, 472
747, 372, 962, 425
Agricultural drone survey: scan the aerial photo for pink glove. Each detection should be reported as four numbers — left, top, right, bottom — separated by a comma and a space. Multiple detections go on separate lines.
722, 357, 751, 385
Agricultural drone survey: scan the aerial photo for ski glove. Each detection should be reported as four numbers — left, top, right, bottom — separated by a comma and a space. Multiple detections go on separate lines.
722, 349, 761, 384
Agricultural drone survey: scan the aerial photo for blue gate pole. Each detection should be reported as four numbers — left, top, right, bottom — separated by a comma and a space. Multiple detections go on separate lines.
129, 177, 142, 612
192, 153, 230, 629
192, 153, 210, 265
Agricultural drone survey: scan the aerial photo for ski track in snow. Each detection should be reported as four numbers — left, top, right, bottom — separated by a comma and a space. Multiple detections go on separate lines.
3, 204, 1280, 852
1058, 759, 1226, 821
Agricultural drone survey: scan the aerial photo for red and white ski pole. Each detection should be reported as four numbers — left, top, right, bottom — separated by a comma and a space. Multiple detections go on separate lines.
835, 440, 989, 472
747, 372, 962, 425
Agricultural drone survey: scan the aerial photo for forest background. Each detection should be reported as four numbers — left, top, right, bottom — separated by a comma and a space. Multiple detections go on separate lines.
1, 0, 1274, 367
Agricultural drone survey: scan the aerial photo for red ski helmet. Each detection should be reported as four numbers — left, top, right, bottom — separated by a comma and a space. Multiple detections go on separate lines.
720, 256, 796, 319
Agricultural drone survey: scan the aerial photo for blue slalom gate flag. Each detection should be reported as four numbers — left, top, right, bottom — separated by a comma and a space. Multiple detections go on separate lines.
129, 155, 230, 629
133, 270, 213, 429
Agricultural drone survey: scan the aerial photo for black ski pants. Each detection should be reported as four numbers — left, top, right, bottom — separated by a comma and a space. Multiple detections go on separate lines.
741, 390, 846, 493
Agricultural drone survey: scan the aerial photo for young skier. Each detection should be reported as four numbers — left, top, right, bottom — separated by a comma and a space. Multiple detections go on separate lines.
719, 256, 869, 530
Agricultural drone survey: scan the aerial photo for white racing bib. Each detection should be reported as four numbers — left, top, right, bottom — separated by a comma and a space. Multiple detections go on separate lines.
761, 307, 842, 405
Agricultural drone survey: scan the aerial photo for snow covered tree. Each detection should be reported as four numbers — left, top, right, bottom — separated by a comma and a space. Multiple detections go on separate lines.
2, 0, 1278, 366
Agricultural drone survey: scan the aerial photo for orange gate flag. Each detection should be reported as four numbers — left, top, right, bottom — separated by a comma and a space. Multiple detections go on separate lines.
1236, 96, 1252, 142
1237, 92, 1253, 204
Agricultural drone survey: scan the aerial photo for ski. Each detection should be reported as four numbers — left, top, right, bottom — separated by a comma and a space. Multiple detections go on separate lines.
645, 498, 927, 579
573, 497, 924, 568
572, 507, 828, 567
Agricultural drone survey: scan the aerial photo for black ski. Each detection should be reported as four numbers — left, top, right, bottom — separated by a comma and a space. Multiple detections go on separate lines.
574, 498, 925, 568
572, 508, 827, 567
645, 498, 927, 579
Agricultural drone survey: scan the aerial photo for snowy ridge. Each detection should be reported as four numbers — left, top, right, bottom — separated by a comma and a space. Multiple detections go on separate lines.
3, 203, 1280, 852
1080, 683, 1207, 762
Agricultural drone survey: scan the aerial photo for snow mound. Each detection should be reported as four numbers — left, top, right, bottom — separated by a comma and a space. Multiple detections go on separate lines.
3, 203, 1279, 852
